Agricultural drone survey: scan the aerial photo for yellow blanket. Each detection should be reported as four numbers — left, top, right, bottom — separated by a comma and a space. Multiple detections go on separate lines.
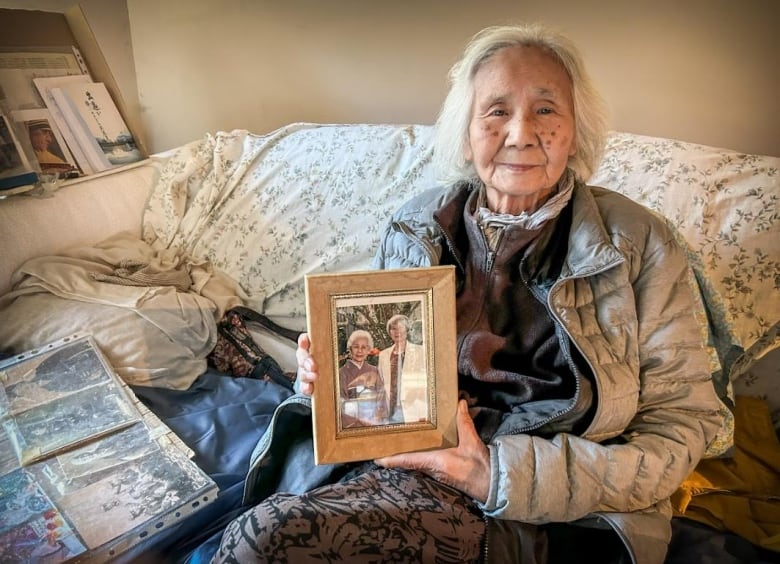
672, 395, 780, 553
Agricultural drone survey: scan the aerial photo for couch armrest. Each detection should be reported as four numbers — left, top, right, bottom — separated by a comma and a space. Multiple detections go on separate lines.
0, 159, 162, 295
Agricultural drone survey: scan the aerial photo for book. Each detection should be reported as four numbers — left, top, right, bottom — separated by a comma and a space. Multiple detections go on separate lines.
0, 113, 38, 193
33, 75, 97, 175
10, 108, 80, 178
48, 86, 113, 173
51, 81, 143, 168
0, 334, 218, 562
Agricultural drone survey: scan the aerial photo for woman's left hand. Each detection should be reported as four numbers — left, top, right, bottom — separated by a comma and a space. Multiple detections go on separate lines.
375, 399, 490, 503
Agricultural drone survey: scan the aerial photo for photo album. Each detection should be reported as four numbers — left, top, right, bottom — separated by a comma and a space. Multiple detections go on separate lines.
0, 334, 217, 562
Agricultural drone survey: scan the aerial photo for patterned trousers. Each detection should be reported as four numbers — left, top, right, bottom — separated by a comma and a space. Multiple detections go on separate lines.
211, 462, 485, 563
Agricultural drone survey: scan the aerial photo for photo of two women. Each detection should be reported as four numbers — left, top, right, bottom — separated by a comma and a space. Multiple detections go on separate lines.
336, 300, 428, 429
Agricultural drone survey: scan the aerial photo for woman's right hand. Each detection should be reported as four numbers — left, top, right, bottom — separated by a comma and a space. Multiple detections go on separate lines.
295, 333, 319, 395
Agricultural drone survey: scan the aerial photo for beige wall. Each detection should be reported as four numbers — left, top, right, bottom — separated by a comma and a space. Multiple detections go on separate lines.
127, 0, 779, 156
0, 0, 144, 146
2, 0, 777, 156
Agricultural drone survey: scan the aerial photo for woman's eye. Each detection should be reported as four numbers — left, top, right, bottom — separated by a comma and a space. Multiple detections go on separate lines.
537, 107, 553, 115
489, 109, 507, 117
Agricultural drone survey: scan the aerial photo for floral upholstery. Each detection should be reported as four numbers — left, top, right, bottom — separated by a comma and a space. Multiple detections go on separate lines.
143, 124, 779, 441
590, 132, 778, 355
143, 124, 438, 327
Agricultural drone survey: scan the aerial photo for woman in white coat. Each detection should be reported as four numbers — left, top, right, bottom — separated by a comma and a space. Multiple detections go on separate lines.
377, 314, 428, 423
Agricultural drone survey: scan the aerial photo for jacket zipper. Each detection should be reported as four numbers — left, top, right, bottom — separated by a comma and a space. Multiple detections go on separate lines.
511, 253, 628, 435
485, 249, 496, 273
506, 259, 581, 434
481, 514, 490, 563
543, 260, 623, 425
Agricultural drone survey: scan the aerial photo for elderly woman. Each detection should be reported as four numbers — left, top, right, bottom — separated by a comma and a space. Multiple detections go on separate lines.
340, 329, 381, 397
377, 314, 427, 422
339, 329, 386, 426
213, 23, 722, 564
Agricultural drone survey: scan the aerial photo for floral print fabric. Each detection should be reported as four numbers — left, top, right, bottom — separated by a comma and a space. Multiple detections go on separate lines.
143, 124, 437, 330
142, 124, 779, 431
211, 463, 485, 563
590, 132, 778, 354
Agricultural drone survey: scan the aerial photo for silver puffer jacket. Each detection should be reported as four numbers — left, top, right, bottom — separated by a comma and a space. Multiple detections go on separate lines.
373, 178, 724, 564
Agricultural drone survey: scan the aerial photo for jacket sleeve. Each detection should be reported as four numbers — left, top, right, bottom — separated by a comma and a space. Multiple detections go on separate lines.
479, 220, 725, 523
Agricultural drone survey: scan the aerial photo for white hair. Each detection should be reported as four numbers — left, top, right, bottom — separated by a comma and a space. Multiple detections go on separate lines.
386, 314, 411, 333
433, 23, 608, 183
347, 330, 374, 349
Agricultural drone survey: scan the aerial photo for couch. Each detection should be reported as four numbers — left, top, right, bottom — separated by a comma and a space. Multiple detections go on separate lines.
0, 123, 778, 562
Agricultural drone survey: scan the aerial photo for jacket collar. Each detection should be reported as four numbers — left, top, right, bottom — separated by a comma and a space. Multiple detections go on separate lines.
562, 180, 624, 279
433, 178, 624, 280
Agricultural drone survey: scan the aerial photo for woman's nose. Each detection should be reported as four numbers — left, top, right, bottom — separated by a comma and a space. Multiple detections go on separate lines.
505, 114, 538, 148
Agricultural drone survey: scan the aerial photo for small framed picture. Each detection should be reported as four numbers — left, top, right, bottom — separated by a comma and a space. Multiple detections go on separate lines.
305, 265, 458, 465
11, 108, 80, 177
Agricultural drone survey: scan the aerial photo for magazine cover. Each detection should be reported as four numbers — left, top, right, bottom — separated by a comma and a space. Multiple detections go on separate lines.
54, 81, 143, 167
0, 335, 218, 562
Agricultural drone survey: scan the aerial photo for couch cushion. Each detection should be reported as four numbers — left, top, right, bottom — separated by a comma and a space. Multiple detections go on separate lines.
143, 123, 438, 329
0, 232, 243, 389
0, 160, 159, 296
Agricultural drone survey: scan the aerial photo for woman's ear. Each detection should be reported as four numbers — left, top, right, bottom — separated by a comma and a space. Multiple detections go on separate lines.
464, 136, 473, 162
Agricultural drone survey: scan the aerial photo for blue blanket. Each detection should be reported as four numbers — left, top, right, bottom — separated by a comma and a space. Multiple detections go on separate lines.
124, 369, 293, 562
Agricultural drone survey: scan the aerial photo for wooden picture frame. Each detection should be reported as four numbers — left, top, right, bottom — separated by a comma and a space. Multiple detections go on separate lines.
305, 265, 458, 465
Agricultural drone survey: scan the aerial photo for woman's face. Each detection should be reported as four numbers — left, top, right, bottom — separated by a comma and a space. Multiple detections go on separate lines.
30, 128, 52, 151
466, 45, 576, 215
388, 322, 407, 345
349, 337, 370, 362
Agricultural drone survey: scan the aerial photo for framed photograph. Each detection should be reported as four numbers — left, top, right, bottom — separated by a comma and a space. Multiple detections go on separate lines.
305, 265, 458, 464
0, 113, 37, 193
11, 108, 80, 177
